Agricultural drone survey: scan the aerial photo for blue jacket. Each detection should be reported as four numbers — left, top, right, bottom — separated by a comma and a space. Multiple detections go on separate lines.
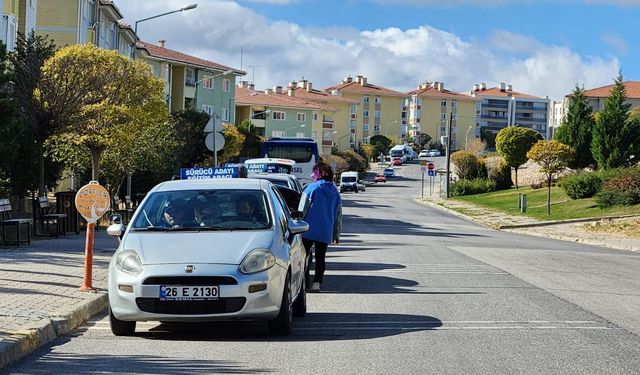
298, 180, 342, 244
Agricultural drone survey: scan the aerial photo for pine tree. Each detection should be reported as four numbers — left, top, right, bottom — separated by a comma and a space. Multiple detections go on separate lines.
554, 85, 595, 169
591, 74, 639, 169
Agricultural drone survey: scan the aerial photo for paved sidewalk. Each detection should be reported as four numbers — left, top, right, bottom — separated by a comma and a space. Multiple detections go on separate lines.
0, 230, 118, 370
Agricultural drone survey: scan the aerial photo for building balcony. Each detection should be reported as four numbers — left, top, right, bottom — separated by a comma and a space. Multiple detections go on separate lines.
251, 119, 266, 128
322, 122, 334, 129
322, 140, 333, 146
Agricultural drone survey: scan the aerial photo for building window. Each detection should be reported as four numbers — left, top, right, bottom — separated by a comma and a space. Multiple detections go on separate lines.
363, 96, 370, 103
452, 100, 457, 108
202, 105, 214, 116
363, 110, 369, 118
295, 132, 305, 138
350, 120, 356, 129
272, 130, 285, 138
273, 111, 286, 120
451, 114, 456, 120
297, 112, 306, 122
222, 107, 229, 121
202, 76, 213, 89
374, 125, 380, 132
374, 111, 381, 118
185, 68, 196, 86
313, 111, 318, 121
374, 97, 381, 104
350, 104, 357, 114
222, 79, 231, 92
441, 113, 446, 121
363, 124, 369, 131
441, 100, 447, 107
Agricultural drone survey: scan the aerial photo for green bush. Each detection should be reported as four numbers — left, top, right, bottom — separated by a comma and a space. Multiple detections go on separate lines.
595, 167, 640, 207
485, 156, 512, 190
451, 150, 479, 180
558, 171, 603, 199
450, 178, 497, 197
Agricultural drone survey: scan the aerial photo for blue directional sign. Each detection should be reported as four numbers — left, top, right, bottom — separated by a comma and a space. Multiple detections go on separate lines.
180, 167, 239, 180
427, 170, 437, 177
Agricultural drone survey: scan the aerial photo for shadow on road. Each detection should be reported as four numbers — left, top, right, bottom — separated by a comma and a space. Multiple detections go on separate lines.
341, 214, 486, 238
320, 274, 484, 296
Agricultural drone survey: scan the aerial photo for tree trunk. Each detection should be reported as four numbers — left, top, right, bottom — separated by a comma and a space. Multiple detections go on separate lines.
514, 167, 519, 190
91, 150, 101, 181
547, 173, 552, 215
38, 143, 46, 197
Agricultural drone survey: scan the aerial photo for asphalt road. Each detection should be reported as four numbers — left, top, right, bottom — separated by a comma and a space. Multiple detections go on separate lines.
4, 160, 640, 375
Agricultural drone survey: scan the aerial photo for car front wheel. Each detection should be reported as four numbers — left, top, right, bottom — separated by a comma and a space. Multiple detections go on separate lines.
269, 273, 293, 335
110, 308, 136, 336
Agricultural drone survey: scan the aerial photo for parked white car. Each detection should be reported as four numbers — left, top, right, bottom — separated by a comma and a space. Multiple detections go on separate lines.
107, 178, 308, 336
418, 150, 429, 158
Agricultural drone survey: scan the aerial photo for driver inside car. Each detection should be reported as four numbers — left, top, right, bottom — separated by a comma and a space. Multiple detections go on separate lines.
235, 194, 259, 223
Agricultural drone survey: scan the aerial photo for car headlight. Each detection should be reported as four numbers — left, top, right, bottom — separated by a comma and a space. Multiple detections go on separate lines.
239, 249, 276, 274
115, 250, 143, 275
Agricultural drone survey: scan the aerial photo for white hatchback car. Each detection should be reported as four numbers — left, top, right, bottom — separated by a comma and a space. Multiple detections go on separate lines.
106, 178, 308, 336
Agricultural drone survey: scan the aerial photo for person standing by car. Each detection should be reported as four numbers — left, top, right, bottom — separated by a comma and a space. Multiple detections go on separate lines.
299, 161, 342, 292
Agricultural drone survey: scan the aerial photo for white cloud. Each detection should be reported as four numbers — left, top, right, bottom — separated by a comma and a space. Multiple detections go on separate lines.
601, 32, 629, 55
376, 0, 640, 5
116, 0, 620, 101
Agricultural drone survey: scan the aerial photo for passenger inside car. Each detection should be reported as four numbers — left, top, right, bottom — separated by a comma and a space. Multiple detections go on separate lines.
235, 194, 259, 222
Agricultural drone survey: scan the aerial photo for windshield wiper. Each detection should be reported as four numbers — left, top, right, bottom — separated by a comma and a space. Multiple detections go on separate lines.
131, 226, 169, 231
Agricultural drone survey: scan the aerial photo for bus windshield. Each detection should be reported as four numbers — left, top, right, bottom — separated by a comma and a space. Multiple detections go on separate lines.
260, 138, 319, 186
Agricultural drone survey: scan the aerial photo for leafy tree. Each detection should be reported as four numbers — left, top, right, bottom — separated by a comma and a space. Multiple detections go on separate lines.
369, 135, 392, 157
170, 109, 209, 168
321, 154, 349, 177
481, 128, 497, 150
360, 143, 375, 162
412, 133, 432, 151
10, 31, 59, 196
465, 138, 486, 157
340, 150, 367, 173
0, 41, 18, 197
554, 85, 595, 169
495, 126, 543, 189
211, 123, 245, 165
428, 140, 444, 153
527, 140, 575, 215
40, 44, 168, 181
451, 150, 479, 180
591, 74, 640, 169
237, 119, 263, 159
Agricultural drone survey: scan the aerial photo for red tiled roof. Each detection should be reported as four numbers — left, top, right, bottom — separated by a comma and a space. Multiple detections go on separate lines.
583, 81, 640, 99
282, 86, 358, 104
325, 79, 405, 97
235, 86, 335, 111
136, 41, 245, 75
472, 87, 542, 99
407, 86, 477, 101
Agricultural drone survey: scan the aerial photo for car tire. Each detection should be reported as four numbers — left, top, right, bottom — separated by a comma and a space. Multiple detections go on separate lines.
110, 308, 135, 336
269, 273, 293, 335
292, 275, 306, 317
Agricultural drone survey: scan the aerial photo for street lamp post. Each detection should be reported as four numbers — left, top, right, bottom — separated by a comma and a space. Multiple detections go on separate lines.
134, 4, 198, 37
335, 133, 352, 150
285, 124, 306, 137
465, 125, 474, 150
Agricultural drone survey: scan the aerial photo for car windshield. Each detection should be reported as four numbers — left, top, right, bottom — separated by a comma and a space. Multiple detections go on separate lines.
342, 177, 357, 182
131, 189, 272, 231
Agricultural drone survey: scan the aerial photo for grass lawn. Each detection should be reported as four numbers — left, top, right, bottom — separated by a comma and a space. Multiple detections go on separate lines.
453, 186, 640, 221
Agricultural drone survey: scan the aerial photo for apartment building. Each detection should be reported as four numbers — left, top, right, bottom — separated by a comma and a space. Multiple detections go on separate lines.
549, 100, 565, 139
276, 79, 358, 154
325, 75, 405, 147
1, 0, 37, 51
406, 81, 478, 151
235, 83, 333, 143
580, 81, 640, 112
137, 40, 245, 118
36, 0, 135, 57
470, 83, 550, 139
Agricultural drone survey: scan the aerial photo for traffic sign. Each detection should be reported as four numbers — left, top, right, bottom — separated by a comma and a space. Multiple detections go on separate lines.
205, 132, 225, 152
203, 114, 223, 132
420, 166, 426, 172
427, 162, 435, 170
180, 167, 239, 180
428, 170, 436, 177
419, 161, 427, 166
75, 181, 110, 224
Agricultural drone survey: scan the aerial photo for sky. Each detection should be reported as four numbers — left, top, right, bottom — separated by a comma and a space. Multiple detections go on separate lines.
117, 0, 640, 101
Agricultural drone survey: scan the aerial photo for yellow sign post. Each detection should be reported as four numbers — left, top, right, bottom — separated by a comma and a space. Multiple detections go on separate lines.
75, 181, 110, 292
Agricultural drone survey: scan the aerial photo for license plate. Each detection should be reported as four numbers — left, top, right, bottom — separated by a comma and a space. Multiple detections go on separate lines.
159, 285, 219, 301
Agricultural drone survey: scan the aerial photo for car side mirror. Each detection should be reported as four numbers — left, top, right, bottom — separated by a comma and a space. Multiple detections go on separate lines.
107, 223, 126, 239
291, 210, 304, 220
288, 219, 309, 235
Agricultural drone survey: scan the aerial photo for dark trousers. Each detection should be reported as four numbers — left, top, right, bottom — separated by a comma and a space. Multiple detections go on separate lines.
302, 238, 328, 284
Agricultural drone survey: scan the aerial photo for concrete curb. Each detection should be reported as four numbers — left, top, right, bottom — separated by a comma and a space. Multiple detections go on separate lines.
497, 214, 640, 229
0, 292, 108, 370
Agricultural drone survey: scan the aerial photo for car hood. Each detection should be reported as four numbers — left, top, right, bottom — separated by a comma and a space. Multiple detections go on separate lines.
121, 231, 275, 265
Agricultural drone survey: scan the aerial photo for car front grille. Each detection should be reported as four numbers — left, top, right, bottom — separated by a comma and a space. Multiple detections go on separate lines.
142, 276, 238, 285
136, 297, 246, 315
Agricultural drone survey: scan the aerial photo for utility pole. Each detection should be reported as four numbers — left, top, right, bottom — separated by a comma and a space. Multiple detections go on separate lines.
445, 111, 453, 198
